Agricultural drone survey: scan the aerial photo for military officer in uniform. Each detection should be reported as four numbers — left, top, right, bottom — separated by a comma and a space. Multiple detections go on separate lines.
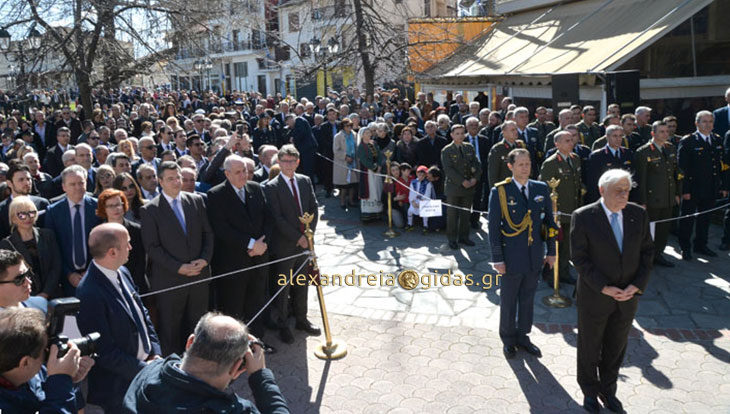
442, 124, 482, 250
634, 120, 681, 267
677, 110, 729, 260
586, 125, 634, 203
576, 106, 602, 149
528, 106, 556, 145
487, 120, 525, 188
513, 107, 543, 175
488, 148, 557, 359
545, 125, 591, 165
540, 131, 584, 284
544, 109, 573, 154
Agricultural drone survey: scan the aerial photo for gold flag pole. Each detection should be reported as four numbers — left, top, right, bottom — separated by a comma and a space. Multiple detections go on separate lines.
542, 177, 572, 308
383, 150, 399, 238
299, 212, 347, 360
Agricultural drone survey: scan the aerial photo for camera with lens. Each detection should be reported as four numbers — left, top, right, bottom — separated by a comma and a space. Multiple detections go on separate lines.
47, 297, 100, 358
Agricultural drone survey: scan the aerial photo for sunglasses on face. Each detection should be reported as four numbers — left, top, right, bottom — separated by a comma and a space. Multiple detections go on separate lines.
0, 270, 33, 286
16, 211, 37, 220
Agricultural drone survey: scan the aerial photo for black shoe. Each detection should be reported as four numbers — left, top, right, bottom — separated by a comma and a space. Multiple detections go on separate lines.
279, 327, 295, 344
295, 320, 321, 336
682, 250, 693, 261
458, 239, 476, 246
583, 395, 600, 413
598, 393, 625, 413
518, 341, 542, 358
694, 246, 717, 257
503, 344, 517, 359
653, 255, 675, 267
448, 241, 459, 250
719, 243, 730, 251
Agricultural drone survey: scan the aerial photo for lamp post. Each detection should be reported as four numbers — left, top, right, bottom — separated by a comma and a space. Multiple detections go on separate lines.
309, 36, 339, 95
0, 25, 43, 101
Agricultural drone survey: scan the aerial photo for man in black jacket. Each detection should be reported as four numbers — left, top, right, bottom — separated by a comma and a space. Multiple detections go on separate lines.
123, 312, 289, 414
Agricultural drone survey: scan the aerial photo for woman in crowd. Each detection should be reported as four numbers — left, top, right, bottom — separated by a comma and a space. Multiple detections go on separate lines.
252, 113, 278, 152
112, 173, 145, 224
0, 196, 61, 298
93, 164, 116, 197
117, 139, 139, 163
395, 126, 419, 166
373, 122, 396, 155
333, 118, 359, 210
95, 189, 148, 293
356, 125, 384, 222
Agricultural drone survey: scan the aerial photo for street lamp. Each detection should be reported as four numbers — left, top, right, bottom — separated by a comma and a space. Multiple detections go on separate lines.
0, 26, 43, 95
0, 28, 10, 52
309, 36, 339, 95
27, 28, 42, 49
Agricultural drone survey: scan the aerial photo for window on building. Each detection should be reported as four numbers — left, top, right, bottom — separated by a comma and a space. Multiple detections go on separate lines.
234, 62, 248, 78
232, 30, 240, 50
300, 43, 310, 58
424, 0, 431, 17
289, 12, 300, 32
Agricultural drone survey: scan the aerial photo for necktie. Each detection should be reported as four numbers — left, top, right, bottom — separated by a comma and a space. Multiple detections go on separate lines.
290, 177, 305, 232
567, 156, 573, 169
73, 204, 85, 269
610, 212, 623, 253
237, 188, 246, 204
117, 272, 151, 354
521, 185, 527, 202
171, 198, 186, 234
458, 145, 465, 158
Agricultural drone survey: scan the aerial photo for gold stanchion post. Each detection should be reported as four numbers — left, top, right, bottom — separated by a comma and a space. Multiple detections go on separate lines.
542, 178, 572, 308
299, 212, 347, 360
383, 150, 399, 238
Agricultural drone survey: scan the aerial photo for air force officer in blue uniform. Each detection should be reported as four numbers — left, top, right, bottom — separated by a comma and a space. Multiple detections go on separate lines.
488, 148, 557, 359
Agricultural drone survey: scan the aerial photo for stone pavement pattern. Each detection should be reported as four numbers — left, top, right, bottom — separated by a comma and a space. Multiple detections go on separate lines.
230, 196, 730, 413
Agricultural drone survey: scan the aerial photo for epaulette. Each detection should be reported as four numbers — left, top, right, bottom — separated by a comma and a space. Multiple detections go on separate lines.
495, 177, 512, 186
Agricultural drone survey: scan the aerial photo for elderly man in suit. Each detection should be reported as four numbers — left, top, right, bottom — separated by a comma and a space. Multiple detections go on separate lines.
263, 144, 320, 344
571, 168, 653, 413
488, 148, 556, 360
44, 165, 100, 295
207, 155, 271, 340
140, 161, 214, 355
76, 223, 161, 413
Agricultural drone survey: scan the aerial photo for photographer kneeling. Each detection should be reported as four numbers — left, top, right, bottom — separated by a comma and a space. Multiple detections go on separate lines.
0, 307, 94, 413
123, 312, 289, 414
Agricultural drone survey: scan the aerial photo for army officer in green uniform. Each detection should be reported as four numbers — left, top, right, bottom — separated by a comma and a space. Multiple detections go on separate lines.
442, 124, 482, 250
488, 120, 526, 188
539, 130, 584, 284
634, 120, 681, 267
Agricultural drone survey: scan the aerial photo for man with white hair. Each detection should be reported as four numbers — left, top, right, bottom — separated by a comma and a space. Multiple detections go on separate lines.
132, 136, 161, 177
634, 106, 652, 146
571, 168, 653, 413
677, 110, 728, 259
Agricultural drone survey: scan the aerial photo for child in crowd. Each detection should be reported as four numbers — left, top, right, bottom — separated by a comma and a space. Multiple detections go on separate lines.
394, 163, 412, 224
427, 166, 447, 232
385, 161, 405, 228
407, 165, 435, 232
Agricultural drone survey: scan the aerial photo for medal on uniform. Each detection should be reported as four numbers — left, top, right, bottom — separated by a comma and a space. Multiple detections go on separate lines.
507, 197, 517, 206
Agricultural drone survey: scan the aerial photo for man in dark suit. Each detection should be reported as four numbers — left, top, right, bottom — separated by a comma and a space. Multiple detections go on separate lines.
253, 145, 277, 183
313, 108, 339, 197
140, 161, 214, 355
42, 126, 74, 178
585, 125, 634, 203
44, 165, 100, 295
0, 163, 49, 239
513, 107, 543, 175
464, 117, 489, 229
416, 121, 447, 169
188, 113, 212, 142
32, 110, 55, 160
488, 148, 556, 360
54, 107, 82, 144
570, 169, 654, 413
712, 87, 730, 138
207, 155, 271, 339
74, 143, 97, 193
677, 110, 728, 259
263, 145, 320, 344
132, 137, 161, 177
285, 114, 318, 183
76, 223, 161, 413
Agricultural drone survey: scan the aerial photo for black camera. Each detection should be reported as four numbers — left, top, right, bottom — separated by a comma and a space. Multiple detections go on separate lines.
47, 297, 100, 358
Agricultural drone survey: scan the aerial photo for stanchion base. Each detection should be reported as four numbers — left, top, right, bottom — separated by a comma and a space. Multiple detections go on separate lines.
542, 293, 572, 308
383, 229, 400, 238
314, 338, 348, 360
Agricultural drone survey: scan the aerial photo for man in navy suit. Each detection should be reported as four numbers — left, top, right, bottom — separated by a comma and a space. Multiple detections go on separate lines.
285, 114, 318, 183
44, 165, 100, 295
488, 148, 556, 360
76, 223, 161, 414
712, 87, 730, 138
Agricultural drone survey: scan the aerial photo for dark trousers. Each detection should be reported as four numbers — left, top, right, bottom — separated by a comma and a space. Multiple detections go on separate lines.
470, 179, 485, 226
499, 271, 539, 346
722, 206, 730, 245
577, 290, 637, 397
156, 283, 209, 355
558, 222, 572, 280
647, 207, 673, 257
316, 157, 334, 193
272, 256, 310, 327
446, 194, 472, 242
679, 196, 714, 250
214, 260, 268, 338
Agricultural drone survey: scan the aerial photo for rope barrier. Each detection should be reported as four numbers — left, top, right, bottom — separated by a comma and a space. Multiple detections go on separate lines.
138, 251, 311, 298
247, 255, 312, 325
316, 152, 730, 226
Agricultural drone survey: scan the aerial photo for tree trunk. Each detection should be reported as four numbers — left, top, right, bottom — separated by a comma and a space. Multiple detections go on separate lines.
352, 0, 375, 97
76, 68, 93, 119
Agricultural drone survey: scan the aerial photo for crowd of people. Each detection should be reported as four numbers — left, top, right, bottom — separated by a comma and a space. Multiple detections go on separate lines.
0, 83, 728, 413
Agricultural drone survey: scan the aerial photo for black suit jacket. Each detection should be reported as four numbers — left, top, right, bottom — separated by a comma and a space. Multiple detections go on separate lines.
55, 118, 83, 144
123, 218, 148, 293
415, 135, 447, 169
207, 180, 272, 272
139, 192, 214, 290
570, 201, 654, 309
0, 227, 61, 297
263, 173, 318, 257
253, 166, 269, 183
0, 195, 50, 239
43, 144, 75, 178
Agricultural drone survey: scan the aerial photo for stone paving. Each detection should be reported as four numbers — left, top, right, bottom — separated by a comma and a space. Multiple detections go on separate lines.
229, 193, 730, 413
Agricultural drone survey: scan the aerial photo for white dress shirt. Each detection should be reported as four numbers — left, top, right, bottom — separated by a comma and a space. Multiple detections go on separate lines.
513, 179, 529, 200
